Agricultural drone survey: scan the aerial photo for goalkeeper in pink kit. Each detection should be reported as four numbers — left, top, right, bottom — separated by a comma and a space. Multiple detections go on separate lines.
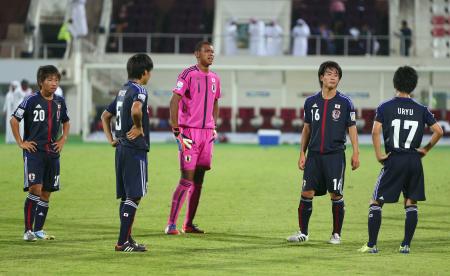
165, 41, 221, 234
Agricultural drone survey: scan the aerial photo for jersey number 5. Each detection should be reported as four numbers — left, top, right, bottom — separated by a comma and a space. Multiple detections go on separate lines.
391, 119, 418, 149
115, 101, 123, 131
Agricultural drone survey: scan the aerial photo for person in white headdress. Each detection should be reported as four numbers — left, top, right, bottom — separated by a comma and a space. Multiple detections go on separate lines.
266, 20, 284, 55
224, 19, 238, 56
3, 81, 22, 143
71, 0, 88, 37
292, 19, 310, 56
248, 18, 266, 56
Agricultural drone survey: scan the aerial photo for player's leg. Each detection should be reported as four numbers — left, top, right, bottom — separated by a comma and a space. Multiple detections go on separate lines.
358, 199, 382, 253
183, 129, 213, 233
326, 152, 346, 244
360, 156, 403, 253
166, 131, 199, 234
400, 198, 418, 253
166, 169, 195, 234
115, 147, 147, 252
400, 155, 424, 253
287, 154, 321, 243
34, 155, 59, 240
23, 152, 44, 241
183, 167, 206, 233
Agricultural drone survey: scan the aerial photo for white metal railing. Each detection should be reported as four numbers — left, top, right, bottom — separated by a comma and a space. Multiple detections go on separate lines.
0, 33, 439, 58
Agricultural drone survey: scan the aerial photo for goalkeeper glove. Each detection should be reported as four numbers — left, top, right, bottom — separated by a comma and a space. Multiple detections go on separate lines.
172, 127, 193, 151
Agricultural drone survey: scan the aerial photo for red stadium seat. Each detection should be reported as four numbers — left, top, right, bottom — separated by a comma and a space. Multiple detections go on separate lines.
155, 107, 171, 131
432, 27, 446, 37
361, 108, 376, 134
430, 109, 443, 121
217, 107, 232, 132
431, 15, 446, 25
237, 107, 256, 132
259, 108, 276, 129
280, 108, 298, 132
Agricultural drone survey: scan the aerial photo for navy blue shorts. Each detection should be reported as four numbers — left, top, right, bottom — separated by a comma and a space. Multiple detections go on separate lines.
115, 144, 148, 199
23, 151, 60, 192
302, 151, 346, 196
372, 152, 425, 203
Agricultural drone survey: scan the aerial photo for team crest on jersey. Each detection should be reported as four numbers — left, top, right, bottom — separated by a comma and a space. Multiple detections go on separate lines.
332, 110, 341, 121
212, 78, 216, 83
185, 155, 192, 163
335, 104, 340, 109
212, 84, 216, 93
28, 173, 35, 182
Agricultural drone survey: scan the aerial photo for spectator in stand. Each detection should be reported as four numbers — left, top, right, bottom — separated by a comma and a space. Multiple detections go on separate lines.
330, 0, 346, 26
266, 20, 283, 56
21, 79, 33, 97
399, 20, 412, 56
292, 19, 310, 56
224, 19, 238, 56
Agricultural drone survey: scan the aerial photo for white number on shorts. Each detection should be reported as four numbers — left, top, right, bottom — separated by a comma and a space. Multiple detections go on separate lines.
333, 178, 342, 191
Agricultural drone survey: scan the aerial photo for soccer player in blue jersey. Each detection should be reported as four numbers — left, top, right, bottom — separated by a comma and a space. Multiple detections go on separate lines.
287, 61, 360, 244
11, 65, 70, 241
358, 66, 443, 254
101, 53, 153, 252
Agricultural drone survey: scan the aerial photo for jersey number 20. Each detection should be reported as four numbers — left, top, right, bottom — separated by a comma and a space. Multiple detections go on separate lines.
391, 119, 418, 149
33, 110, 45, 122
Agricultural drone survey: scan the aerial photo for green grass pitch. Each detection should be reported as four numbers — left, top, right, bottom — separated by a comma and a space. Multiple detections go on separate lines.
0, 140, 449, 275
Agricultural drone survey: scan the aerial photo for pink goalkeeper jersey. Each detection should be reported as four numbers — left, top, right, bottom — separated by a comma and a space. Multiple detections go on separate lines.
173, 65, 221, 129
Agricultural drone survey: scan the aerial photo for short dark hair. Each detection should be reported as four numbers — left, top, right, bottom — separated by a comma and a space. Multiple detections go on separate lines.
127, 53, 153, 79
194, 41, 212, 52
393, 66, 417, 94
37, 65, 61, 89
318, 61, 342, 87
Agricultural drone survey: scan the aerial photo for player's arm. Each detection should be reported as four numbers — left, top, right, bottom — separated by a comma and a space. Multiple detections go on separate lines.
169, 93, 181, 128
417, 122, 443, 156
53, 121, 70, 153
213, 99, 219, 124
372, 121, 389, 164
10, 116, 36, 152
126, 100, 144, 140
348, 125, 360, 170
298, 123, 311, 170
100, 110, 118, 147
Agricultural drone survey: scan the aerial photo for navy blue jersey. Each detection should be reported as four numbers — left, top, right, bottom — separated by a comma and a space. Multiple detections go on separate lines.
12, 92, 69, 156
106, 81, 149, 151
304, 91, 356, 154
375, 97, 436, 153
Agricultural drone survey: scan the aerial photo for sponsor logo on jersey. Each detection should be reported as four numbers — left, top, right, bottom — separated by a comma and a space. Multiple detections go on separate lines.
28, 173, 35, 182
35, 104, 42, 109
123, 213, 129, 217
176, 81, 184, 90
332, 109, 341, 121
312, 103, 318, 108
335, 104, 340, 109
212, 77, 216, 83
350, 111, 356, 121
